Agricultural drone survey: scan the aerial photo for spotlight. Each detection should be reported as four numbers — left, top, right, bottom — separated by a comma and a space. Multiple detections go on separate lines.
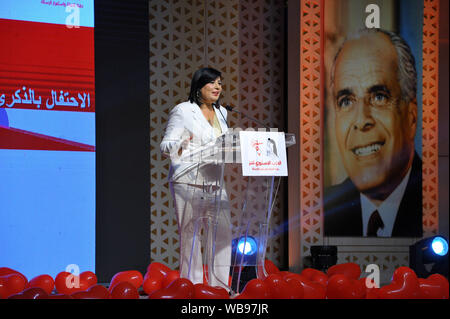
230, 236, 258, 293
310, 245, 338, 273
231, 236, 258, 263
410, 236, 449, 278
431, 236, 448, 256
237, 236, 258, 256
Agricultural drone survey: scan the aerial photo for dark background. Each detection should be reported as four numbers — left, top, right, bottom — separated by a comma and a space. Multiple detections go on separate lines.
95, 0, 150, 283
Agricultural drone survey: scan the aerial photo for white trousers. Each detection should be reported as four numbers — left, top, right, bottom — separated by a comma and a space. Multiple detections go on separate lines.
170, 182, 232, 289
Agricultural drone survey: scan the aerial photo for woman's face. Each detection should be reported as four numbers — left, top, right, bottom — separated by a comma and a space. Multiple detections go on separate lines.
200, 77, 222, 105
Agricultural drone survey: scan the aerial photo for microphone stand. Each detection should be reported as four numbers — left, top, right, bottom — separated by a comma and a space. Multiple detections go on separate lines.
223, 105, 271, 130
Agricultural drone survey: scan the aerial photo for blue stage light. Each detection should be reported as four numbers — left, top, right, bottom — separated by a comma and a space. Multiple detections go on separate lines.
431, 236, 448, 256
237, 236, 257, 256
410, 236, 449, 278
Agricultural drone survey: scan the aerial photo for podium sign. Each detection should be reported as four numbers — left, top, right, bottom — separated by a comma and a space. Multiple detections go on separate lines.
239, 131, 288, 176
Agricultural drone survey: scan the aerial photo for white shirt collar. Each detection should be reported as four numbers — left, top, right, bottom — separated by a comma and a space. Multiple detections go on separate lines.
361, 166, 412, 237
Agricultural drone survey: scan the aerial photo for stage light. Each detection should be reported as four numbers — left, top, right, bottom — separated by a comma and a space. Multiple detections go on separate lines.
431, 236, 448, 256
231, 236, 258, 265
310, 245, 338, 273
410, 236, 449, 278
230, 236, 258, 293
237, 236, 257, 256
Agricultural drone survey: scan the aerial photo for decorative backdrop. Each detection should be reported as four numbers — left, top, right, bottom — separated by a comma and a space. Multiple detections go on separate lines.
149, 0, 286, 270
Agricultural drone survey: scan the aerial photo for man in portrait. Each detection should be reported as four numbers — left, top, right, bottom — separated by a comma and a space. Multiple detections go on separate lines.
324, 28, 423, 237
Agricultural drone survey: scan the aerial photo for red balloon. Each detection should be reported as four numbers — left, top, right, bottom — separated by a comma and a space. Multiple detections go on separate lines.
0, 273, 28, 298
284, 277, 305, 299
147, 262, 172, 278
0, 277, 8, 299
418, 274, 449, 299
110, 282, 140, 299
282, 272, 303, 281
326, 274, 366, 299
149, 278, 194, 299
263, 274, 292, 299
144, 270, 163, 281
365, 287, 380, 299
0, 267, 22, 277
80, 271, 97, 288
378, 267, 420, 299
74, 278, 90, 293
234, 279, 271, 299
286, 274, 327, 299
358, 277, 380, 299
193, 284, 229, 299
71, 284, 110, 299
27, 274, 54, 295
278, 271, 293, 278
71, 291, 95, 299
284, 273, 326, 299
143, 274, 164, 295
300, 268, 328, 287
327, 263, 361, 280
23, 287, 48, 299
264, 259, 280, 275
87, 284, 110, 299
47, 294, 73, 299
162, 270, 180, 288
109, 270, 143, 292
8, 293, 28, 299
55, 271, 88, 295
8, 287, 48, 299
55, 272, 70, 294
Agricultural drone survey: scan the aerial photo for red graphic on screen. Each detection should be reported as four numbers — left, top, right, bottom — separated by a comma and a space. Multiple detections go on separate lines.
0, 18, 95, 151
0, 125, 95, 151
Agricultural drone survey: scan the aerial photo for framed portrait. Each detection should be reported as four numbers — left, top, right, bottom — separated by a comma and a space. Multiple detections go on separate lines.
322, 0, 424, 238
298, 0, 439, 245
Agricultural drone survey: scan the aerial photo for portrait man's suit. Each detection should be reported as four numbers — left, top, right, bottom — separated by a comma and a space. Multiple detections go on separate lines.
324, 153, 423, 237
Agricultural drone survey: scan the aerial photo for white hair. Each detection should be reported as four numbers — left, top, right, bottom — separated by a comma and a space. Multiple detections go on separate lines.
330, 28, 417, 103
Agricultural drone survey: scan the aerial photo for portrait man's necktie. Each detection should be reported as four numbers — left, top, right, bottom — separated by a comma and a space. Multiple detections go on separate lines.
367, 210, 384, 237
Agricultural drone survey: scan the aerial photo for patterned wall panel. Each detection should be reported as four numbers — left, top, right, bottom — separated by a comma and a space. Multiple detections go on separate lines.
337, 251, 410, 284
149, 0, 286, 270
238, 0, 286, 267
299, 0, 324, 257
298, 0, 440, 283
149, 0, 208, 268
422, 0, 440, 237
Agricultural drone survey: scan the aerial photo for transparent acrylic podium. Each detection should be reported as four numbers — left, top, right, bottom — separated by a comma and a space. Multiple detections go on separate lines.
176, 130, 295, 295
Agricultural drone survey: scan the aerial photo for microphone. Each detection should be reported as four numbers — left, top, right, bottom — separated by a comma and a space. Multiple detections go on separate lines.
214, 100, 229, 129
224, 104, 271, 129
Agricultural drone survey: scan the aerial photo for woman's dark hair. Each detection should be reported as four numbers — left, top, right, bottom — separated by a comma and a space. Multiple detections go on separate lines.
188, 67, 222, 106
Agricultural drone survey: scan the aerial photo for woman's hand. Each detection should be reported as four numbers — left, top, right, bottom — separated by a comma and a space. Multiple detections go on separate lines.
178, 135, 193, 156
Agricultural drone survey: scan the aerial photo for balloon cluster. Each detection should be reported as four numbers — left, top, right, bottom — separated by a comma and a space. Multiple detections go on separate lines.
252, 260, 449, 299
150, 260, 449, 299
0, 260, 448, 299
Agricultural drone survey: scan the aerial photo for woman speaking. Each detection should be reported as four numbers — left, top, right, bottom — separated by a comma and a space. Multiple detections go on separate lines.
160, 67, 232, 289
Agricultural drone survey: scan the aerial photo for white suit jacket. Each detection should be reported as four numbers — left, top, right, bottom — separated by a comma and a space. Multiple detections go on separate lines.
160, 101, 229, 183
